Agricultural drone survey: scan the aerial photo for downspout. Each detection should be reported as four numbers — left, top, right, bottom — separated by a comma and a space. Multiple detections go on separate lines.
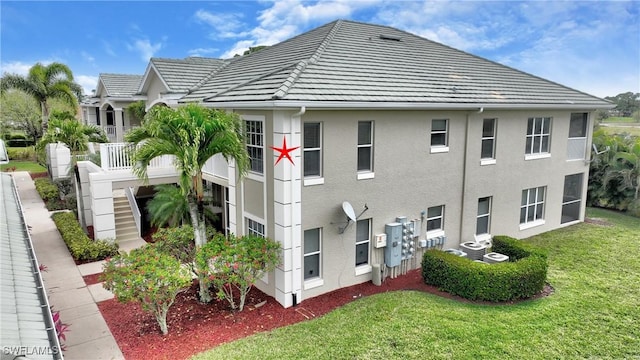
293, 106, 306, 117
459, 107, 484, 243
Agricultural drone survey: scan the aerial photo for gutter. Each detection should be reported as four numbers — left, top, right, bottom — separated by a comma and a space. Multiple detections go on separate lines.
459, 107, 484, 244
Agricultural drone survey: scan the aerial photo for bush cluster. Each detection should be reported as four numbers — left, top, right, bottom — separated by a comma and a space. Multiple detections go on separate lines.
51, 211, 119, 262
34, 177, 59, 202
422, 236, 548, 302
7, 147, 35, 160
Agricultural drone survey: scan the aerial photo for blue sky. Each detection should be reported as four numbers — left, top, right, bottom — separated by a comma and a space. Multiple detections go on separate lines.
1, 1, 638, 98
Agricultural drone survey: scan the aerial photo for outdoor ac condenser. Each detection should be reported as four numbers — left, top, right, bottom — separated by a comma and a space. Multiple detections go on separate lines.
460, 241, 488, 260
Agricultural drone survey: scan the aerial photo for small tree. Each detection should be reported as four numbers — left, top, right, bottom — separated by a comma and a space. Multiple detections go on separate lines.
152, 225, 216, 273
196, 233, 280, 311
102, 246, 192, 335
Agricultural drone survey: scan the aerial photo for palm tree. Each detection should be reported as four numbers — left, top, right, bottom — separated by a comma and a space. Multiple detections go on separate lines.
37, 110, 109, 155
146, 184, 219, 229
125, 104, 249, 302
605, 138, 640, 202
0, 62, 83, 136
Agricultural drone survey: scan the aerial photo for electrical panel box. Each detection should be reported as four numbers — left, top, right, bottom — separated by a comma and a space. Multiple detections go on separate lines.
374, 233, 387, 248
400, 219, 415, 260
384, 223, 402, 267
412, 219, 421, 238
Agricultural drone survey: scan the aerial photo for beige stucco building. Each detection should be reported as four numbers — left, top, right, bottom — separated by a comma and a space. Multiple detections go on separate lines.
74, 20, 611, 308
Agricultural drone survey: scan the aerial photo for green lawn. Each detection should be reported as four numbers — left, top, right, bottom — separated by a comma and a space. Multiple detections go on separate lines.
192, 208, 640, 360
601, 125, 640, 137
1, 160, 47, 173
602, 116, 640, 123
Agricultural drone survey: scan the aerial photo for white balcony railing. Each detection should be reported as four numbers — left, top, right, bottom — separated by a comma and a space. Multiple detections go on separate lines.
202, 153, 229, 180
104, 125, 117, 142
99, 143, 175, 171
567, 137, 587, 160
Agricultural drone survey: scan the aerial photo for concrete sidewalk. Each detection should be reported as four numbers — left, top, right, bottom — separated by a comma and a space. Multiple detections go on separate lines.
11, 172, 124, 360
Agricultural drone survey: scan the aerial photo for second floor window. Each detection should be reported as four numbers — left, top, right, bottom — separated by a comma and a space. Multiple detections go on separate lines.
304, 122, 322, 177
431, 119, 448, 148
357, 121, 373, 172
245, 120, 264, 174
481, 119, 496, 159
525, 117, 551, 155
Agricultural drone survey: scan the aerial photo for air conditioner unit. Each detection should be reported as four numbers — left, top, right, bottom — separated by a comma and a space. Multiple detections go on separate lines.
483, 252, 509, 264
444, 248, 467, 258
460, 241, 488, 260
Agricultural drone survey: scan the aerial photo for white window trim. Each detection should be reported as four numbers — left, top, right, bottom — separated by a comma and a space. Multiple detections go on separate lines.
426, 229, 445, 239
357, 172, 375, 180
303, 228, 322, 282
303, 177, 325, 186
304, 122, 323, 179
520, 187, 546, 225
474, 233, 492, 242
525, 117, 552, 155
430, 146, 450, 154
304, 278, 324, 290
355, 264, 372, 276
426, 205, 445, 233
245, 216, 266, 238
525, 153, 551, 161
519, 219, 545, 231
476, 197, 492, 236
480, 159, 497, 166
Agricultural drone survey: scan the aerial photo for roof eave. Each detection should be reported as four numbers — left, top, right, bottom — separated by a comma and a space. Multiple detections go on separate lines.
195, 100, 614, 111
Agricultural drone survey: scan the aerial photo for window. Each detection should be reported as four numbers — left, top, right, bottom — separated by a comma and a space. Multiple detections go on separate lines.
481, 119, 496, 160
431, 119, 448, 148
476, 197, 492, 235
355, 219, 370, 266
304, 228, 321, 280
303, 123, 322, 177
245, 120, 264, 174
246, 218, 265, 237
525, 117, 551, 155
426, 205, 444, 232
357, 121, 373, 172
520, 187, 546, 224
562, 173, 583, 223
567, 113, 588, 160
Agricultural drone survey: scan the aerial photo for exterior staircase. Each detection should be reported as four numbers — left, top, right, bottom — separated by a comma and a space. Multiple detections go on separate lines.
113, 196, 141, 245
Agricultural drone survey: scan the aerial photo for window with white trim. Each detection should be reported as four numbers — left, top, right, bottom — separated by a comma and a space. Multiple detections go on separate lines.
431, 119, 448, 148
355, 219, 370, 267
245, 120, 264, 174
567, 113, 588, 160
525, 117, 551, 155
426, 205, 444, 232
303, 228, 321, 280
520, 186, 546, 224
357, 121, 373, 172
561, 173, 583, 223
476, 197, 492, 235
303, 122, 322, 177
481, 119, 496, 160
246, 218, 265, 237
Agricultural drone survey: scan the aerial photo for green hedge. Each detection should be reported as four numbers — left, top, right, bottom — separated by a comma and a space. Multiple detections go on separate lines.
51, 212, 119, 262
422, 236, 548, 302
34, 178, 59, 202
7, 147, 35, 161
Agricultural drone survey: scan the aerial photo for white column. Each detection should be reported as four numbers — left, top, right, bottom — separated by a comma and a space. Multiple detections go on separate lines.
89, 177, 116, 241
272, 111, 302, 308
115, 109, 125, 142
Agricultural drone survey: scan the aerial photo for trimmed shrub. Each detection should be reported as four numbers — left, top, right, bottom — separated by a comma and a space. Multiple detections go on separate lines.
102, 246, 192, 335
151, 225, 215, 273
51, 212, 119, 262
34, 177, 59, 202
7, 147, 35, 160
422, 236, 548, 302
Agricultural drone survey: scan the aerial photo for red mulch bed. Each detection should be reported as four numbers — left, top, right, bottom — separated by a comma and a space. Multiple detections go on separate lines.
97, 269, 553, 360
83, 273, 103, 286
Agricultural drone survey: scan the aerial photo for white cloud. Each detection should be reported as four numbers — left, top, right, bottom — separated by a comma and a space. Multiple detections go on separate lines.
220, 40, 258, 59
76, 75, 99, 97
188, 47, 220, 57
1, 61, 34, 76
194, 9, 247, 39
127, 38, 163, 62
81, 51, 95, 64
102, 41, 117, 57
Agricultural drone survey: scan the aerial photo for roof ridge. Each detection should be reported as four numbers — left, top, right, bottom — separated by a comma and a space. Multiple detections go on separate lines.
272, 20, 343, 99
188, 60, 233, 93
204, 62, 298, 101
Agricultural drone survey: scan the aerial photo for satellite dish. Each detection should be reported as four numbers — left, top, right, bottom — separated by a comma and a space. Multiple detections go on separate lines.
342, 201, 357, 222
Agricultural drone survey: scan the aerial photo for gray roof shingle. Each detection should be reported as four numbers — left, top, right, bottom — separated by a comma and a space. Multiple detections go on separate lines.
184, 20, 610, 108
99, 73, 143, 97
0, 174, 60, 360
148, 57, 227, 92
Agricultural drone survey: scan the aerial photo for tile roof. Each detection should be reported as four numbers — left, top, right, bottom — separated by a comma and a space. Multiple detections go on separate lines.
184, 20, 610, 108
99, 73, 144, 97
0, 174, 60, 360
148, 57, 227, 92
